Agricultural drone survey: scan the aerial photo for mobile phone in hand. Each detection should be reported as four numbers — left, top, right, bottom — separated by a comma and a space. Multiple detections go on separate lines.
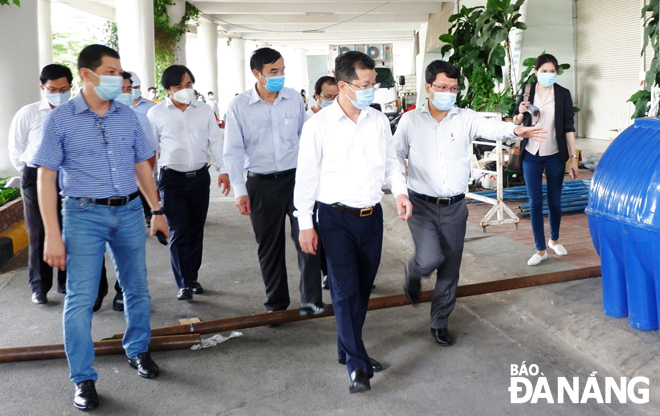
569, 170, 575, 181
156, 231, 168, 245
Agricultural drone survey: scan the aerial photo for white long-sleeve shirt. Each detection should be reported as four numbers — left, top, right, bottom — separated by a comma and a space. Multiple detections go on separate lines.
395, 105, 518, 197
8, 99, 52, 172
294, 100, 408, 231
147, 97, 225, 173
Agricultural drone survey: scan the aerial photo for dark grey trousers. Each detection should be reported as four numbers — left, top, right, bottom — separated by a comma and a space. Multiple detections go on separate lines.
246, 171, 322, 311
407, 194, 468, 328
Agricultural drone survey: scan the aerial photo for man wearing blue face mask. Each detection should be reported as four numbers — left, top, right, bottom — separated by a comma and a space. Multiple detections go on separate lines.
224, 47, 327, 318
307, 75, 338, 120
33, 44, 167, 410
395, 60, 547, 348
124, 71, 156, 116
8, 64, 110, 309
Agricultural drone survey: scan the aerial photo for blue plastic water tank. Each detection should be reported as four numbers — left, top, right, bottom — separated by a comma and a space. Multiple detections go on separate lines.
586, 118, 660, 332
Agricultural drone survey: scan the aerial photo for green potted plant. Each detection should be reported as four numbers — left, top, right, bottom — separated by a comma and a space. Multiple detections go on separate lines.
628, 1, 658, 118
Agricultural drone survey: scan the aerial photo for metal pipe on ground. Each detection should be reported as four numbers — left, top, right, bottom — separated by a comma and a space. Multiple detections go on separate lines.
113, 266, 601, 339
0, 334, 201, 363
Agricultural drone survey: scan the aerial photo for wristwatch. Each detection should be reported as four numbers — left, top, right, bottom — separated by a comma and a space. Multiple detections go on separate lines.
570, 154, 578, 159
151, 209, 164, 215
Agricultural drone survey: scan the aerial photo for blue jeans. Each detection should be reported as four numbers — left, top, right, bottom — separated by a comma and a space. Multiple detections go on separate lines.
61, 196, 151, 384
522, 152, 565, 251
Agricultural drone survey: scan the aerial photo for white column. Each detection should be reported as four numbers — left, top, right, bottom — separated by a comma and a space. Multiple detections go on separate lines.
230, 38, 246, 92
166, 0, 186, 65
37, 0, 52, 68
0, 2, 40, 176
295, 48, 309, 95
198, 21, 219, 95
116, 0, 156, 90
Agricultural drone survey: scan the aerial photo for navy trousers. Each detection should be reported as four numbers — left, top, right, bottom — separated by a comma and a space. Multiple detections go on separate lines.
159, 167, 211, 289
318, 202, 382, 378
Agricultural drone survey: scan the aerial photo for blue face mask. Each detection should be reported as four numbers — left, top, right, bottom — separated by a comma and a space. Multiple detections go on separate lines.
431, 92, 457, 111
262, 74, 285, 92
320, 99, 334, 108
131, 88, 142, 101
537, 73, 557, 88
44, 90, 71, 107
115, 93, 133, 106
89, 70, 123, 101
346, 84, 375, 110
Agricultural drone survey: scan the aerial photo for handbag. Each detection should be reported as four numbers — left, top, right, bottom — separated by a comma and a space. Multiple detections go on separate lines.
507, 84, 532, 172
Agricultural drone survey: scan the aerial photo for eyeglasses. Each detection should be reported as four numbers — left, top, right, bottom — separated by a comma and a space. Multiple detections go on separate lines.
319, 93, 338, 100
430, 84, 459, 94
45, 86, 71, 94
122, 86, 134, 94
96, 118, 108, 146
346, 82, 380, 92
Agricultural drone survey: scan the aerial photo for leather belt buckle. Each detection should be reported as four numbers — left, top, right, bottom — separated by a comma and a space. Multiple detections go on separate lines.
437, 197, 452, 205
185, 172, 197, 178
107, 196, 127, 206
360, 207, 374, 217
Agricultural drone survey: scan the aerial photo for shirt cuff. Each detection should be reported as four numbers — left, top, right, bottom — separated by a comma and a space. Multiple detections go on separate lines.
390, 181, 409, 198
233, 183, 248, 199
297, 214, 314, 231
215, 165, 227, 175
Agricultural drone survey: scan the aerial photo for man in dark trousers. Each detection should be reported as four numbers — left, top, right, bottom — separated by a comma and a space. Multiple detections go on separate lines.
8, 63, 108, 309
395, 60, 546, 346
33, 44, 168, 410
295, 51, 412, 393
147, 64, 230, 300
224, 47, 326, 316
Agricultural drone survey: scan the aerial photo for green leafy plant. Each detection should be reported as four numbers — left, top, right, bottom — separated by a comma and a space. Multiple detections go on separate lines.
0, 177, 21, 207
100, 21, 119, 52
628, 2, 658, 118
439, 0, 527, 114
0, 0, 20, 6
153, 0, 200, 97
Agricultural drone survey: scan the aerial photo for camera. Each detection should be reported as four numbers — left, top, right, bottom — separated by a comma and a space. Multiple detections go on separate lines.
522, 104, 540, 126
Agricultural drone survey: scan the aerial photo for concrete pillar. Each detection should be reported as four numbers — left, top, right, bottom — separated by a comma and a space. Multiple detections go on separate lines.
37, 0, 52, 68
116, 0, 156, 90
0, 2, 40, 176
166, 0, 186, 65
198, 21, 219, 96
230, 38, 246, 92
295, 48, 309, 96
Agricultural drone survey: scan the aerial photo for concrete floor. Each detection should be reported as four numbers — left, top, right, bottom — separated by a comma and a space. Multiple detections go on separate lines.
0, 171, 658, 415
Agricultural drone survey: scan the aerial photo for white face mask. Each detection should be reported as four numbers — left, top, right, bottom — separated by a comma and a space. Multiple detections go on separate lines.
172, 88, 195, 104
44, 90, 71, 107
148, 91, 157, 100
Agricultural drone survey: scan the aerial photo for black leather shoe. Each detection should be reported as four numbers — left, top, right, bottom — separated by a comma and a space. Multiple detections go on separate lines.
431, 327, 454, 346
338, 357, 383, 373
177, 288, 193, 301
403, 265, 421, 307
128, 352, 159, 378
31, 292, 47, 304
322, 274, 329, 290
112, 292, 124, 312
93, 288, 108, 313
299, 302, 329, 316
191, 281, 204, 294
73, 379, 99, 410
349, 368, 371, 393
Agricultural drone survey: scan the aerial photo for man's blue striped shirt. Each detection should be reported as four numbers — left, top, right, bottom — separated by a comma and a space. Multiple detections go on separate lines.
32, 93, 155, 198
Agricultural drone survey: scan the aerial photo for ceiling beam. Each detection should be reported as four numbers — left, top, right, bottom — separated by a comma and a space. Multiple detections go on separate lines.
194, 2, 444, 15
210, 13, 430, 25
220, 22, 422, 33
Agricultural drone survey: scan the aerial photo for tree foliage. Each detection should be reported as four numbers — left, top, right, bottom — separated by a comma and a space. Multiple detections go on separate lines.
628, 2, 659, 118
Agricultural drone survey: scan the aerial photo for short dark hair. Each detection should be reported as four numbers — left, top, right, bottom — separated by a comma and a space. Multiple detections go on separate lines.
535, 54, 559, 71
207, 91, 214, 95
334, 51, 375, 84
77, 44, 120, 72
425, 60, 460, 84
314, 76, 336, 95
161, 65, 195, 90
40, 64, 73, 85
249, 48, 282, 72
148, 87, 157, 92
122, 72, 132, 83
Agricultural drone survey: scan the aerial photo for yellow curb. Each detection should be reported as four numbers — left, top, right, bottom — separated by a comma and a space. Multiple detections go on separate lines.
0, 220, 28, 254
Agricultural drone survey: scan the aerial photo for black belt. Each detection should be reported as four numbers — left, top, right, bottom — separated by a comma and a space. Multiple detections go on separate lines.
247, 168, 296, 180
70, 191, 140, 207
410, 190, 465, 206
328, 203, 379, 217
161, 165, 209, 178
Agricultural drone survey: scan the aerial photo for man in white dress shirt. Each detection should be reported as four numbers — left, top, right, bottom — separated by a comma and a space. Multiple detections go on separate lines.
295, 51, 412, 393
147, 65, 230, 301
395, 60, 546, 347
224, 47, 327, 317
8, 64, 108, 306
